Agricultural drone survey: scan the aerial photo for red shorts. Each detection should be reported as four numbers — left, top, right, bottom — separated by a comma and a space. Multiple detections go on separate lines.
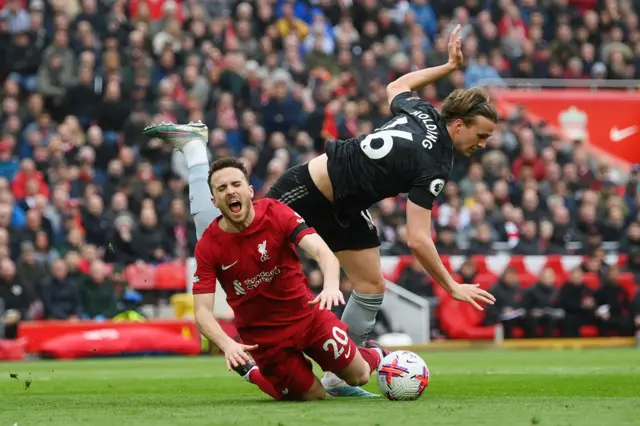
250, 308, 357, 400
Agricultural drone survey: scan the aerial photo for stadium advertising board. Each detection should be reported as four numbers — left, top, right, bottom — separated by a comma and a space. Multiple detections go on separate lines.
493, 89, 640, 166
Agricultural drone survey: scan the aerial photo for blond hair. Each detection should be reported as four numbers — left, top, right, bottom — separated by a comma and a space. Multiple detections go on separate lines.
440, 87, 498, 126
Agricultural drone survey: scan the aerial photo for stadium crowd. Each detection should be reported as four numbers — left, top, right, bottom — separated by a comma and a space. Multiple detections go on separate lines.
1, 0, 639, 340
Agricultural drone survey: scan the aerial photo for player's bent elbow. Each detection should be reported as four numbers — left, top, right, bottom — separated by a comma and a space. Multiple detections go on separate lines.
386, 83, 407, 102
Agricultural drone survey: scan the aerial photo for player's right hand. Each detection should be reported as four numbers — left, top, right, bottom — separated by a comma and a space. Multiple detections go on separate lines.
309, 287, 345, 311
450, 283, 495, 311
447, 24, 463, 69
222, 340, 258, 371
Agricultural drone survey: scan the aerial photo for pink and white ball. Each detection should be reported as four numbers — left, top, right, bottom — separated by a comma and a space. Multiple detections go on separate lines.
377, 351, 430, 401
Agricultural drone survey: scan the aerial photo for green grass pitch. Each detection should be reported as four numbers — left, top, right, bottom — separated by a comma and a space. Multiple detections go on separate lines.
1, 348, 639, 426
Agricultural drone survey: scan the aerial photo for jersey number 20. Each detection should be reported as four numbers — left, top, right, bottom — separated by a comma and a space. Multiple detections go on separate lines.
360, 116, 413, 160
322, 326, 351, 360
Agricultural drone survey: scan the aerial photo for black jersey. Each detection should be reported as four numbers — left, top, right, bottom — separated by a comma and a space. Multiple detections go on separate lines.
326, 91, 454, 218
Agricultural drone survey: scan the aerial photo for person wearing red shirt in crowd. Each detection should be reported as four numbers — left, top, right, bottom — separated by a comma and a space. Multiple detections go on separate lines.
512, 144, 546, 181
192, 157, 387, 400
128, 0, 183, 22
10, 159, 50, 199
498, 4, 529, 41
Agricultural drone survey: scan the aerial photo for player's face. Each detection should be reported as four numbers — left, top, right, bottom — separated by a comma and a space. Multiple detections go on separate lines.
451, 116, 496, 157
210, 167, 254, 224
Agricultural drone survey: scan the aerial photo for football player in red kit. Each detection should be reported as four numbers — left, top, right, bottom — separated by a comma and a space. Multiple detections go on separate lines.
192, 157, 387, 400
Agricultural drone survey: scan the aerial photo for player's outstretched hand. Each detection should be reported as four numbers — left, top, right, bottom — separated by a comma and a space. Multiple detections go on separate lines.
223, 340, 258, 371
309, 288, 345, 311
450, 283, 496, 311
447, 24, 464, 69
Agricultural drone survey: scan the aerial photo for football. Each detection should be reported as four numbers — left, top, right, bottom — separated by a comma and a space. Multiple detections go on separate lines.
377, 350, 430, 401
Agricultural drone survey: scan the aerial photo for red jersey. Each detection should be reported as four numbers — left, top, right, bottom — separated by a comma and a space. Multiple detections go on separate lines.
193, 199, 317, 344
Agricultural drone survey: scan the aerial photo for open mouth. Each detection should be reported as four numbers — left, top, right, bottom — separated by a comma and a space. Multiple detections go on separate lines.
228, 200, 242, 214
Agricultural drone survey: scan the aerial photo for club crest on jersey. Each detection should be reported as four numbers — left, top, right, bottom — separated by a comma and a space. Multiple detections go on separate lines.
233, 279, 246, 296
258, 240, 269, 262
429, 179, 445, 197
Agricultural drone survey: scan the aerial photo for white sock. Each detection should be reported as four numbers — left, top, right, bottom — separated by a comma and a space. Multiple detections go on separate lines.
321, 371, 346, 388
182, 139, 209, 169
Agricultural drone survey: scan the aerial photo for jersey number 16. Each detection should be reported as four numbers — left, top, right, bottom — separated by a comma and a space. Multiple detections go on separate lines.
360, 116, 412, 160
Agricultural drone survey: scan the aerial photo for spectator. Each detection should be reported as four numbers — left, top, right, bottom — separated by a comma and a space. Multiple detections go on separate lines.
522, 267, 562, 338
484, 268, 524, 339
42, 258, 82, 320
104, 214, 137, 266
131, 207, 167, 264
162, 197, 196, 260
397, 257, 433, 298
387, 224, 411, 256
557, 268, 596, 337
434, 226, 461, 255
80, 260, 118, 320
457, 258, 478, 285
581, 246, 611, 279
0, 257, 31, 338
513, 220, 540, 255
7, 29, 41, 93
15, 240, 47, 300
593, 266, 634, 336
0, 0, 30, 35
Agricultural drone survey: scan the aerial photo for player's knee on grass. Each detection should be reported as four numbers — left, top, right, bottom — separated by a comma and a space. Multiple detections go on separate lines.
335, 356, 371, 387
301, 378, 328, 401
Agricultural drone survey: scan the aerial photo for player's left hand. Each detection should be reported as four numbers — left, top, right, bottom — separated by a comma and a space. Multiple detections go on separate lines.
222, 340, 258, 371
309, 288, 345, 311
450, 283, 495, 311
447, 24, 464, 69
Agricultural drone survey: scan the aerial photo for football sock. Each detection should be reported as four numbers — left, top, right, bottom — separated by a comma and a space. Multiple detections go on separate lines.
188, 162, 220, 239
321, 371, 346, 388
358, 347, 383, 373
340, 291, 384, 345
183, 139, 209, 169
247, 367, 280, 400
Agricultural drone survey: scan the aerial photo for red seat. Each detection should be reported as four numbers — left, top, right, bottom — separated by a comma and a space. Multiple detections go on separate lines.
544, 255, 565, 276
439, 299, 495, 339
582, 273, 600, 291
554, 272, 568, 288
617, 273, 637, 300
518, 273, 538, 289
508, 255, 527, 274
617, 254, 628, 268
124, 263, 156, 290
475, 272, 499, 290
155, 262, 187, 290
389, 255, 413, 283
580, 325, 598, 337
471, 255, 490, 274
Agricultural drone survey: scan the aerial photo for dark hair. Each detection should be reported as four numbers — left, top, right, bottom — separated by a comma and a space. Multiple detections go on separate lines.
440, 88, 499, 126
208, 157, 249, 191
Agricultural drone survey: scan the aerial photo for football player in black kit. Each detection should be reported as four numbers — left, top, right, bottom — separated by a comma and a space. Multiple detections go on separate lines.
143, 25, 496, 396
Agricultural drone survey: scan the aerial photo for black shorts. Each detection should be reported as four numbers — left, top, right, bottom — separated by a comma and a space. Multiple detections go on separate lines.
265, 163, 381, 252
